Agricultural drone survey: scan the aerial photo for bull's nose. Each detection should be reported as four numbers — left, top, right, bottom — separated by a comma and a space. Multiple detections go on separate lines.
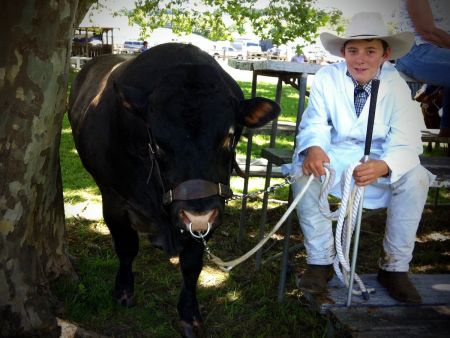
180, 209, 218, 233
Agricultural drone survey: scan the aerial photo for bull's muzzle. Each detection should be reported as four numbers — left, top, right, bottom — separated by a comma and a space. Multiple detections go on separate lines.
179, 209, 218, 235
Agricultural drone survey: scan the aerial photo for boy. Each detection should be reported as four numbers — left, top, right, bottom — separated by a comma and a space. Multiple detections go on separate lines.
289, 12, 434, 303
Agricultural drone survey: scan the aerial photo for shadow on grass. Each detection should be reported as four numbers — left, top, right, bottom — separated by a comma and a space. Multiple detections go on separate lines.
54, 200, 450, 337
54, 207, 328, 338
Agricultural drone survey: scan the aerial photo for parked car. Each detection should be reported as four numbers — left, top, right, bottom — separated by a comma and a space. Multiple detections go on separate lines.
210, 46, 243, 59
121, 41, 144, 54
232, 40, 262, 53
73, 35, 102, 45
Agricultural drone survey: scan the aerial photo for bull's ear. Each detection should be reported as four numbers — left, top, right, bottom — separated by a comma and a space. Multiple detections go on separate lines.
113, 82, 147, 116
239, 97, 280, 128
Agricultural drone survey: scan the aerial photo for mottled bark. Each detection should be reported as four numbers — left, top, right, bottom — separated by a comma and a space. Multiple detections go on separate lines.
0, 1, 83, 336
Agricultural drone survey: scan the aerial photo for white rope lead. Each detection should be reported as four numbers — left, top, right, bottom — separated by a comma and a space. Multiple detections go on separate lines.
203, 174, 315, 272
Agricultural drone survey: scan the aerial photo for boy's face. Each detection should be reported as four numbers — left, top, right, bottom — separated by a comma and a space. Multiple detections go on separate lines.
341, 39, 391, 85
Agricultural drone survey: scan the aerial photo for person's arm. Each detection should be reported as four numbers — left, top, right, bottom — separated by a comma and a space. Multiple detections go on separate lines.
294, 69, 333, 177
406, 0, 450, 48
377, 75, 423, 184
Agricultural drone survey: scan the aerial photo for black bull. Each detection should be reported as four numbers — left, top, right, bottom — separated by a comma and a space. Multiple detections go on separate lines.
68, 42, 279, 336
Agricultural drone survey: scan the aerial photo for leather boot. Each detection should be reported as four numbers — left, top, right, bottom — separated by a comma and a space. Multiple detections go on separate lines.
377, 269, 422, 304
297, 264, 334, 293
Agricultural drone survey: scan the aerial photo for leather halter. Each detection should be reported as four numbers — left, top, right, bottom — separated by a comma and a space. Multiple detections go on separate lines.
162, 179, 233, 205
146, 127, 234, 206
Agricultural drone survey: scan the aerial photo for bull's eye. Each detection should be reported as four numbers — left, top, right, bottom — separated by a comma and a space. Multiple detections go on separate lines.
222, 127, 235, 152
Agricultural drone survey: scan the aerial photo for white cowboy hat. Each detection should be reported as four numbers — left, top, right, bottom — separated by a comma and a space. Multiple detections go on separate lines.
320, 12, 414, 60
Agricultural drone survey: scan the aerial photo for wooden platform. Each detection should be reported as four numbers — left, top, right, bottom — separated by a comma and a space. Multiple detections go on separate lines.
299, 274, 450, 337
327, 305, 450, 337
301, 274, 450, 314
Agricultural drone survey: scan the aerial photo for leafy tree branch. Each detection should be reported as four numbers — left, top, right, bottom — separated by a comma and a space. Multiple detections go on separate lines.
120, 0, 343, 46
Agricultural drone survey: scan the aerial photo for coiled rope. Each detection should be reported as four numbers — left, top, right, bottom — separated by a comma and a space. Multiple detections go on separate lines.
319, 163, 373, 299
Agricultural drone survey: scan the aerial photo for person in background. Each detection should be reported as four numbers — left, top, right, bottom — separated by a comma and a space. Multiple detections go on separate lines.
139, 41, 148, 53
291, 46, 308, 63
285, 12, 434, 304
396, 0, 450, 137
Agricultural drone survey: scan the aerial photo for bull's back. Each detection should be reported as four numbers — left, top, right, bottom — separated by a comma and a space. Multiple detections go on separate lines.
68, 54, 131, 138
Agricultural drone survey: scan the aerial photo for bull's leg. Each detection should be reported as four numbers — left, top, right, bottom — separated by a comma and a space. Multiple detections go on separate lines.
102, 192, 139, 307
177, 238, 205, 337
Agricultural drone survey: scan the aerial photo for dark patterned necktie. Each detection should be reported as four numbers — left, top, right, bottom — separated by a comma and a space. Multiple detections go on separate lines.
354, 86, 367, 117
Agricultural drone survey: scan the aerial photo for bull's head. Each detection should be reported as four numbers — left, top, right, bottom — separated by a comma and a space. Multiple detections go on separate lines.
114, 64, 280, 237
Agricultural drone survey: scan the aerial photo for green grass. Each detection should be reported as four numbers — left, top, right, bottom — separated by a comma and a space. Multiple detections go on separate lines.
55, 69, 449, 337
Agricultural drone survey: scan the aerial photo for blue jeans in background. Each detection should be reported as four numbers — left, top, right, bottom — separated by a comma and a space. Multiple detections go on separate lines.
396, 43, 450, 130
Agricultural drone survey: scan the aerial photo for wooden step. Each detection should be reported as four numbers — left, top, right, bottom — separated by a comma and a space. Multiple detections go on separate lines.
234, 156, 284, 178
421, 129, 450, 144
242, 120, 296, 137
328, 304, 450, 337
300, 273, 450, 337
300, 274, 450, 314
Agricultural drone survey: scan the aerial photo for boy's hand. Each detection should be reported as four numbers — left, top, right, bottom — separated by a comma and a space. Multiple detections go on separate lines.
302, 146, 330, 177
353, 159, 389, 186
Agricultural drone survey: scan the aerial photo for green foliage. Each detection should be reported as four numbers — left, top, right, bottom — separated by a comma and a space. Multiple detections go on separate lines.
120, 0, 343, 45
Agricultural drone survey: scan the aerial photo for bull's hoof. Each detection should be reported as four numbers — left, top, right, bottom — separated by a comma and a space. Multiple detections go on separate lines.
113, 289, 136, 307
176, 319, 203, 338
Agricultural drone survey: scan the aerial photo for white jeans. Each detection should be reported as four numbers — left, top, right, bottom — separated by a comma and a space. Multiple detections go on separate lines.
293, 165, 430, 271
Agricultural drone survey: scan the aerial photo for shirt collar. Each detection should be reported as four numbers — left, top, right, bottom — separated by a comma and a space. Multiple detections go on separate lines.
346, 68, 381, 94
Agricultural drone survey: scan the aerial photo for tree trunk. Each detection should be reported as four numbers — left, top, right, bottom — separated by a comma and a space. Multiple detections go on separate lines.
0, 1, 86, 336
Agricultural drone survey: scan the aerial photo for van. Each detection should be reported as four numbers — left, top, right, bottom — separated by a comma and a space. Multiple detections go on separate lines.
242, 41, 262, 53
232, 40, 262, 53
232, 40, 263, 59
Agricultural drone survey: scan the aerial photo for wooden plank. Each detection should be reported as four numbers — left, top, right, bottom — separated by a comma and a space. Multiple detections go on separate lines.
300, 274, 450, 314
242, 121, 296, 137
420, 156, 450, 188
421, 129, 450, 144
327, 305, 450, 338
234, 156, 285, 178
260, 148, 292, 166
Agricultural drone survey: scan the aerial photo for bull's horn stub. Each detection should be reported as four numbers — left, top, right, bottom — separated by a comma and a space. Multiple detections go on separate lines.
183, 209, 217, 232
